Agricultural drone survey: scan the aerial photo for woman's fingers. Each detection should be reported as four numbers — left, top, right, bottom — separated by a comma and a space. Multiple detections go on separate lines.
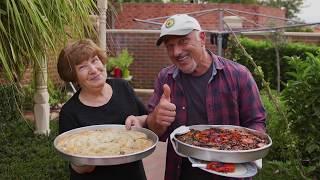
125, 115, 136, 130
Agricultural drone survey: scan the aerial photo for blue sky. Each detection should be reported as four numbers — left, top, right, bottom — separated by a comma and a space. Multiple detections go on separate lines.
297, 0, 320, 23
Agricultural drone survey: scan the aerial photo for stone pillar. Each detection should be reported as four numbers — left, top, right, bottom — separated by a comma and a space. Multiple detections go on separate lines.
97, 0, 107, 51
34, 57, 50, 135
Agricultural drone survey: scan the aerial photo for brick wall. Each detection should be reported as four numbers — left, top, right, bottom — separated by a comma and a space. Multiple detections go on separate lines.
106, 30, 171, 89
114, 3, 285, 30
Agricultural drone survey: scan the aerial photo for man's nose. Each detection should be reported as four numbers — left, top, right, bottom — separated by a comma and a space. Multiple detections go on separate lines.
173, 46, 183, 58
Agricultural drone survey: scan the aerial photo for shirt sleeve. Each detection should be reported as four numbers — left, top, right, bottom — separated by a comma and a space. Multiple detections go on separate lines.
238, 68, 266, 132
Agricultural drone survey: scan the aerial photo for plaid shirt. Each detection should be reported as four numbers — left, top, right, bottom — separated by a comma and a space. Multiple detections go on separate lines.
147, 51, 266, 180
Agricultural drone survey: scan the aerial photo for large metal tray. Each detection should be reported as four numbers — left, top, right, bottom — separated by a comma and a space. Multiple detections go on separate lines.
170, 125, 272, 163
54, 124, 158, 166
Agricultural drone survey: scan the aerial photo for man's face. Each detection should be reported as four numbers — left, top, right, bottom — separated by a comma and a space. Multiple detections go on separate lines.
164, 31, 206, 74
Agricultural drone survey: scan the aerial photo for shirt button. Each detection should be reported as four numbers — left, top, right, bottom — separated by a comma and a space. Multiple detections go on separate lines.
182, 106, 186, 110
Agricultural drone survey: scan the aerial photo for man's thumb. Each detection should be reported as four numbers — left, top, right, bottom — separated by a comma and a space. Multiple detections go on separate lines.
162, 84, 171, 101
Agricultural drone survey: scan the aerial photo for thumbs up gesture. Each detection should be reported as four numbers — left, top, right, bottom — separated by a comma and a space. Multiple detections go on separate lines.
154, 84, 176, 127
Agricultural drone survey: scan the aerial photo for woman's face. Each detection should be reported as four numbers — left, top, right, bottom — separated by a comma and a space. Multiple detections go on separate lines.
75, 55, 107, 90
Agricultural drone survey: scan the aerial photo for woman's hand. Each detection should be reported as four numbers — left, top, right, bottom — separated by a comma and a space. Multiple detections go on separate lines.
71, 163, 95, 174
125, 115, 147, 130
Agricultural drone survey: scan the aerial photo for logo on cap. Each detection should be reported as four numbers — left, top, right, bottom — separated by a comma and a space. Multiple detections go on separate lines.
165, 18, 175, 28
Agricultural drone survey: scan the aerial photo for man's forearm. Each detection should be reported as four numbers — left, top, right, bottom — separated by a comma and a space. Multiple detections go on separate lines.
146, 112, 167, 136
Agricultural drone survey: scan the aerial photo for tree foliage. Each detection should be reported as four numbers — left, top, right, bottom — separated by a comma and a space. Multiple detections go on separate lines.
258, 0, 304, 19
281, 52, 320, 178
0, 0, 96, 84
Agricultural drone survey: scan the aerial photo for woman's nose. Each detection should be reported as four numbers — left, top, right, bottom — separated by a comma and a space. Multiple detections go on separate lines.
88, 64, 98, 73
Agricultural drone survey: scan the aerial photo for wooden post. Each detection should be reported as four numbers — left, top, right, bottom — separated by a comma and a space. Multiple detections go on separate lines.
34, 56, 50, 135
97, 0, 107, 51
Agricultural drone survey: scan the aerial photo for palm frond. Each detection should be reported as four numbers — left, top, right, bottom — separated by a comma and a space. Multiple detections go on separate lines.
0, 0, 97, 84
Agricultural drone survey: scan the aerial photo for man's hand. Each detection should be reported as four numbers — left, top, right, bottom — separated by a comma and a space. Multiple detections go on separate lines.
147, 84, 176, 136
154, 84, 176, 127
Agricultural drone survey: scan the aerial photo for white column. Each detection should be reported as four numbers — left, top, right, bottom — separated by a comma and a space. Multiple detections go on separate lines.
34, 56, 50, 135
97, 0, 108, 51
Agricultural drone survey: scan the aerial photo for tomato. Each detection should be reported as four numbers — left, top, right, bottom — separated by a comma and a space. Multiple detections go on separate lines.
206, 162, 236, 173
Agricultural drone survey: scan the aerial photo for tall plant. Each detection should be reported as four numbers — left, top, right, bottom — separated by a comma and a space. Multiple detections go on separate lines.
281, 52, 320, 178
0, 0, 97, 84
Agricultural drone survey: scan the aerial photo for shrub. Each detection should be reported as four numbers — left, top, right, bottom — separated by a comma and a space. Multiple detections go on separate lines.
0, 84, 68, 179
226, 37, 319, 90
258, 90, 314, 179
281, 52, 320, 178
260, 90, 289, 161
47, 80, 69, 109
21, 79, 69, 111
0, 84, 22, 123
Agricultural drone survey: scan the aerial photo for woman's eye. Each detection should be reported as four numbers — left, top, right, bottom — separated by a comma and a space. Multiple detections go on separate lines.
78, 65, 86, 71
92, 57, 100, 63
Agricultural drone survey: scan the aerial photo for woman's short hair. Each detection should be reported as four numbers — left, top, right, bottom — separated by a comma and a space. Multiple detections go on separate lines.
57, 39, 107, 82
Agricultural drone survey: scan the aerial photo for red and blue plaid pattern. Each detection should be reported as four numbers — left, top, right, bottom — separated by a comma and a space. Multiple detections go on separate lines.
148, 51, 266, 180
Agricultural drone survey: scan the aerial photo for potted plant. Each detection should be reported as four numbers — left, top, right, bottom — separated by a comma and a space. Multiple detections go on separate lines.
107, 49, 134, 80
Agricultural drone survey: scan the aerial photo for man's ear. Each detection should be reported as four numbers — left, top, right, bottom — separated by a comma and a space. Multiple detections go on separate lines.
199, 31, 206, 45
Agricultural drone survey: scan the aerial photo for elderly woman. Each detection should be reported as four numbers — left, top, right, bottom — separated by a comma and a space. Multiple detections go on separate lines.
57, 39, 147, 180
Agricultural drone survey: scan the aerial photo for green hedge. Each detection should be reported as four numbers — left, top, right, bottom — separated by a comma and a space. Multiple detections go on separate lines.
226, 37, 320, 89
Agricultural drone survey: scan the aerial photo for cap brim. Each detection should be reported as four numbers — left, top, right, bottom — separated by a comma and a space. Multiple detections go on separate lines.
156, 29, 194, 46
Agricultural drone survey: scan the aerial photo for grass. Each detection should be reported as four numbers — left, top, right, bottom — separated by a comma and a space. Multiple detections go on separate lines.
0, 119, 69, 179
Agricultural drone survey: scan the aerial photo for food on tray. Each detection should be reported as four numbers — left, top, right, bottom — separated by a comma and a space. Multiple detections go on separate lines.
56, 128, 153, 156
176, 127, 269, 150
206, 162, 236, 173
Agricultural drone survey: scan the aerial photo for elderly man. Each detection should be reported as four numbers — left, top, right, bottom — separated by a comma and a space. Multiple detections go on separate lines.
127, 14, 266, 180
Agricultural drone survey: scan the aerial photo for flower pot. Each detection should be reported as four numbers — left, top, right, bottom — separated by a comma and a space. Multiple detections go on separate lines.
122, 69, 130, 78
113, 67, 122, 78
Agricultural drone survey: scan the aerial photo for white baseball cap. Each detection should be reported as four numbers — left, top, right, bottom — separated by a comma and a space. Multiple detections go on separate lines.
156, 14, 202, 46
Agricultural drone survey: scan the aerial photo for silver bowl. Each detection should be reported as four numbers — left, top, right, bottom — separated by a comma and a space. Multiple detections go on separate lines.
54, 124, 158, 166
171, 125, 272, 163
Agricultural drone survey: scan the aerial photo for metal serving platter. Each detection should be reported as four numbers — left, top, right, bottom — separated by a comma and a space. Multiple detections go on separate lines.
54, 124, 158, 166
170, 125, 272, 163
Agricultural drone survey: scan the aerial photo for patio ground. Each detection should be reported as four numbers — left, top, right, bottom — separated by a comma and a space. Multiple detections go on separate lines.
143, 141, 167, 180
